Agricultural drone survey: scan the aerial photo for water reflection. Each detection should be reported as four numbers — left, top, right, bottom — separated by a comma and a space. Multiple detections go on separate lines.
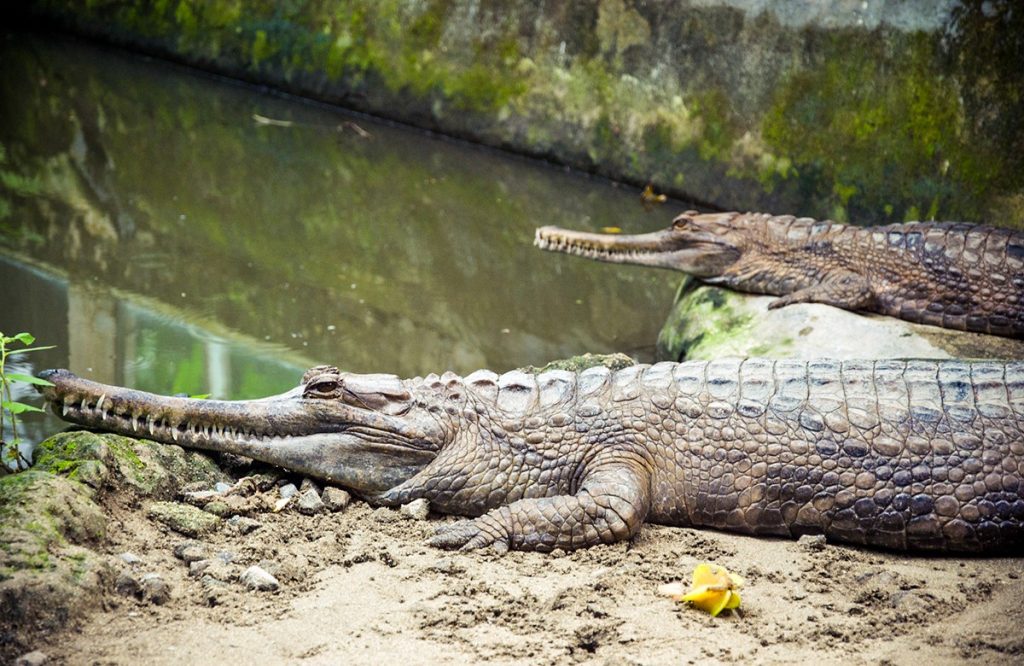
0, 32, 682, 442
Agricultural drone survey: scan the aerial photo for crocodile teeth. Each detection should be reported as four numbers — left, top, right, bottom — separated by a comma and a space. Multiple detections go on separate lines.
131, 414, 139, 432
171, 427, 179, 442
147, 416, 155, 436
62, 401, 70, 416
96, 394, 106, 411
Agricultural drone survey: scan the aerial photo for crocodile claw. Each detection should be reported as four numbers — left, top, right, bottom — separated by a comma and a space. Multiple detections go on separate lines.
429, 518, 510, 555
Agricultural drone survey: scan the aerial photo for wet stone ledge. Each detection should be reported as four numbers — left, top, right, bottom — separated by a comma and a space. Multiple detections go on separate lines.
17, 0, 1024, 227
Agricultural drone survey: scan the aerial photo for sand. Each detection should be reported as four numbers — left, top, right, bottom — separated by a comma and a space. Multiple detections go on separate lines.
35, 473, 1024, 665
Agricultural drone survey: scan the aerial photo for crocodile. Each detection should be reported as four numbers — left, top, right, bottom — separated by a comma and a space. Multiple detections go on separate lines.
534, 212, 1024, 338
37, 360, 1024, 555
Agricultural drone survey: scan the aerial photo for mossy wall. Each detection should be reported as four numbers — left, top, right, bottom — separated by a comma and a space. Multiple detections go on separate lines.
17, 0, 1024, 226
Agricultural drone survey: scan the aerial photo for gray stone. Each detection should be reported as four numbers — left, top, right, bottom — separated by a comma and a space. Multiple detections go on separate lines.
226, 515, 262, 534
114, 571, 142, 597
299, 477, 321, 495
215, 481, 233, 493
14, 651, 49, 666
119, 552, 142, 566
173, 541, 208, 563
279, 483, 298, 499
321, 487, 351, 512
140, 573, 172, 605
182, 490, 220, 506
400, 498, 430, 521
297, 488, 325, 515
190, 558, 235, 582
798, 534, 828, 552
241, 565, 280, 592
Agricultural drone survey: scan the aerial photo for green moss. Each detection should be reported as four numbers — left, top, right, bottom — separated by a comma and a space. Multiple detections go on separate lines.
760, 32, 1006, 223
657, 282, 759, 361
520, 353, 637, 374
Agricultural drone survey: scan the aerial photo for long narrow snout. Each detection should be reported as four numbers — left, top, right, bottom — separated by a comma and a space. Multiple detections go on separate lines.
534, 223, 741, 277
36, 369, 438, 493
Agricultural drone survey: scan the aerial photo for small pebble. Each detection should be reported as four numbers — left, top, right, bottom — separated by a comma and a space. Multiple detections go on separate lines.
400, 498, 430, 521
14, 650, 49, 666
279, 483, 298, 499
173, 541, 208, 563
321, 487, 351, 512
182, 490, 220, 506
140, 573, 172, 605
274, 496, 291, 512
299, 477, 321, 495
226, 515, 262, 534
114, 572, 141, 597
297, 488, 325, 515
798, 534, 828, 551
119, 552, 142, 566
241, 565, 280, 592
215, 482, 233, 493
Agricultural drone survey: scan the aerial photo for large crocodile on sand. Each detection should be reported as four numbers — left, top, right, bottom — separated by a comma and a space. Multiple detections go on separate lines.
535, 212, 1024, 338
38, 360, 1024, 554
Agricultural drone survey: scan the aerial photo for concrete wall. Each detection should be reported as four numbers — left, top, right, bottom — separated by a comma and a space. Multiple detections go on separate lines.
21, 0, 1023, 227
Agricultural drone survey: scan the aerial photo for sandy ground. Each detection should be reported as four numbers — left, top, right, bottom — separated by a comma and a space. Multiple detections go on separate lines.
28, 467, 1023, 666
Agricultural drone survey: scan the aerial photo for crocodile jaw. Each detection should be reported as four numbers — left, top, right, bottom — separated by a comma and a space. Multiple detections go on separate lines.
534, 225, 740, 277
36, 369, 439, 493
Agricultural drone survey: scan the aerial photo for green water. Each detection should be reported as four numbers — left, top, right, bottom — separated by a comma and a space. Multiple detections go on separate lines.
0, 32, 684, 445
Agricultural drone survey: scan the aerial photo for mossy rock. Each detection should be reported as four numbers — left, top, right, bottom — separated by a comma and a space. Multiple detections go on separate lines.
657, 280, 1024, 361
34, 431, 224, 498
146, 501, 220, 537
520, 352, 637, 374
0, 469, 110, 660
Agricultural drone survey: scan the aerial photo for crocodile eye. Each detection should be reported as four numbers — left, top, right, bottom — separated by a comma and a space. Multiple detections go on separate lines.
672, 213, 695, 230
304, 378, 341, 397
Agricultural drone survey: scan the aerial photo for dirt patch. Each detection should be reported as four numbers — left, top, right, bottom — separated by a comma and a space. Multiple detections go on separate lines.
6, 436, 1023, 665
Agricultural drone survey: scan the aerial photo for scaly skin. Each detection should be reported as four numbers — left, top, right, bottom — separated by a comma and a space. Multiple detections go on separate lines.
535, 212, 1024, 338
38, 360, 1024, 554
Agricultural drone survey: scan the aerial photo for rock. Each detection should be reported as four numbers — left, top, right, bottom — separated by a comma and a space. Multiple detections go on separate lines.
173, 541, 208, 563
114, 571, 142, 597
297, 488, 325, 515
119, 552, 141, 566
182, 490, 220, 506
227, 515, 262, 534
273, 496, 291, 512
321, 487, 351, 512
216, 550, 236, 564
799, 534, 828, 552
299, 477, 321, 495
203, 500, 232, 517
215, 482, 233, 493
658, 283, 1024, 362
140, 573, 172, 605
240, 565, 280, 592
147, 501, 220, 537
279, 483, 298, 499
520, 352, 637, 374
189, 558, 234, 582
400, 498, 430, 521
14, 651, 49, 666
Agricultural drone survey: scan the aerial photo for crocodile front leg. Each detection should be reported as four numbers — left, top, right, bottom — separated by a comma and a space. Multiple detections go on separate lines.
430, 454, 652, 554
767, 271, 874, 312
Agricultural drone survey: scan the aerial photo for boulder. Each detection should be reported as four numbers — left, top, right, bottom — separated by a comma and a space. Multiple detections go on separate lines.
658, 283, 1024, 362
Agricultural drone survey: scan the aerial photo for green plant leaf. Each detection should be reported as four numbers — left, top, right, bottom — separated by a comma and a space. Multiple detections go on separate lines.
6, 345, 56, 356
2, 401, 44, 414
5, 372, 54, 386
12, 332, 35, 345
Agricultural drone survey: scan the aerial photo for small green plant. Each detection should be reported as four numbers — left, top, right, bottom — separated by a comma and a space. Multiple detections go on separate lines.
1, 332, 55, 470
